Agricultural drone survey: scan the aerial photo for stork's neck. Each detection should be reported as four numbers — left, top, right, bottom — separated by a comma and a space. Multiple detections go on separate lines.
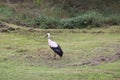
48, 38, 52, 42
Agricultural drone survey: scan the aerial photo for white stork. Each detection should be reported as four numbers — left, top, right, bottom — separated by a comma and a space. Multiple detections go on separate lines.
45, 33, 63, 59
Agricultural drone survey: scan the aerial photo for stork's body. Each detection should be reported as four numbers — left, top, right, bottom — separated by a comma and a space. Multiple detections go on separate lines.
46, 33, 63, 59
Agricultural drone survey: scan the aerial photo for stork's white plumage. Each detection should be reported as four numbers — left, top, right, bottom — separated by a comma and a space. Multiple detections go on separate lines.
45, 33, 63, 59
48, 38, 58, 47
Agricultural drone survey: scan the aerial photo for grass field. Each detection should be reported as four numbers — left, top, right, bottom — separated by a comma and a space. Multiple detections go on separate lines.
0, 24, 120, 80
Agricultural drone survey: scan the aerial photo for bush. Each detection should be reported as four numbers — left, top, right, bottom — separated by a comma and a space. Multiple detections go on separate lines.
35, 15, 60, 29
104, 14, 120, 25
0, 7, 14, 20
59, 11, 104, 29
34, 11, 120, 29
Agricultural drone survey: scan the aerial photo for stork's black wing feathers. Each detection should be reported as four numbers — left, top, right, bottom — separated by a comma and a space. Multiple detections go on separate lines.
50, 44, 63, 57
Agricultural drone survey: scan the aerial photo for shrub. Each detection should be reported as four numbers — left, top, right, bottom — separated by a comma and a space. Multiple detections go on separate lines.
35, 15, 60, 29
104, 14, 120, 25
59, 18, 76, 29
80, 11, 104, 27
0, 7, 14, 20
59, 11, 104, 29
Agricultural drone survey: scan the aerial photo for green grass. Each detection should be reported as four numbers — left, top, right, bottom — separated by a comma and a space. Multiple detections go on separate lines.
0, 25, 120, 80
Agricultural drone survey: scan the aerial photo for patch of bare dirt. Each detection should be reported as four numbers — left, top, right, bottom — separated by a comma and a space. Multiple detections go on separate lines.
73, 51, 120, 66
69, 30, 105, 34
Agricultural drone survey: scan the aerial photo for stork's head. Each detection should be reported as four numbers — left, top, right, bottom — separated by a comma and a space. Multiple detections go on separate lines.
45, 33, 51, 38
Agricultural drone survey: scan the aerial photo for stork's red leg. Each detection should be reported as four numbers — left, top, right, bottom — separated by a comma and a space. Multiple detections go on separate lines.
54, 53, 57, 60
